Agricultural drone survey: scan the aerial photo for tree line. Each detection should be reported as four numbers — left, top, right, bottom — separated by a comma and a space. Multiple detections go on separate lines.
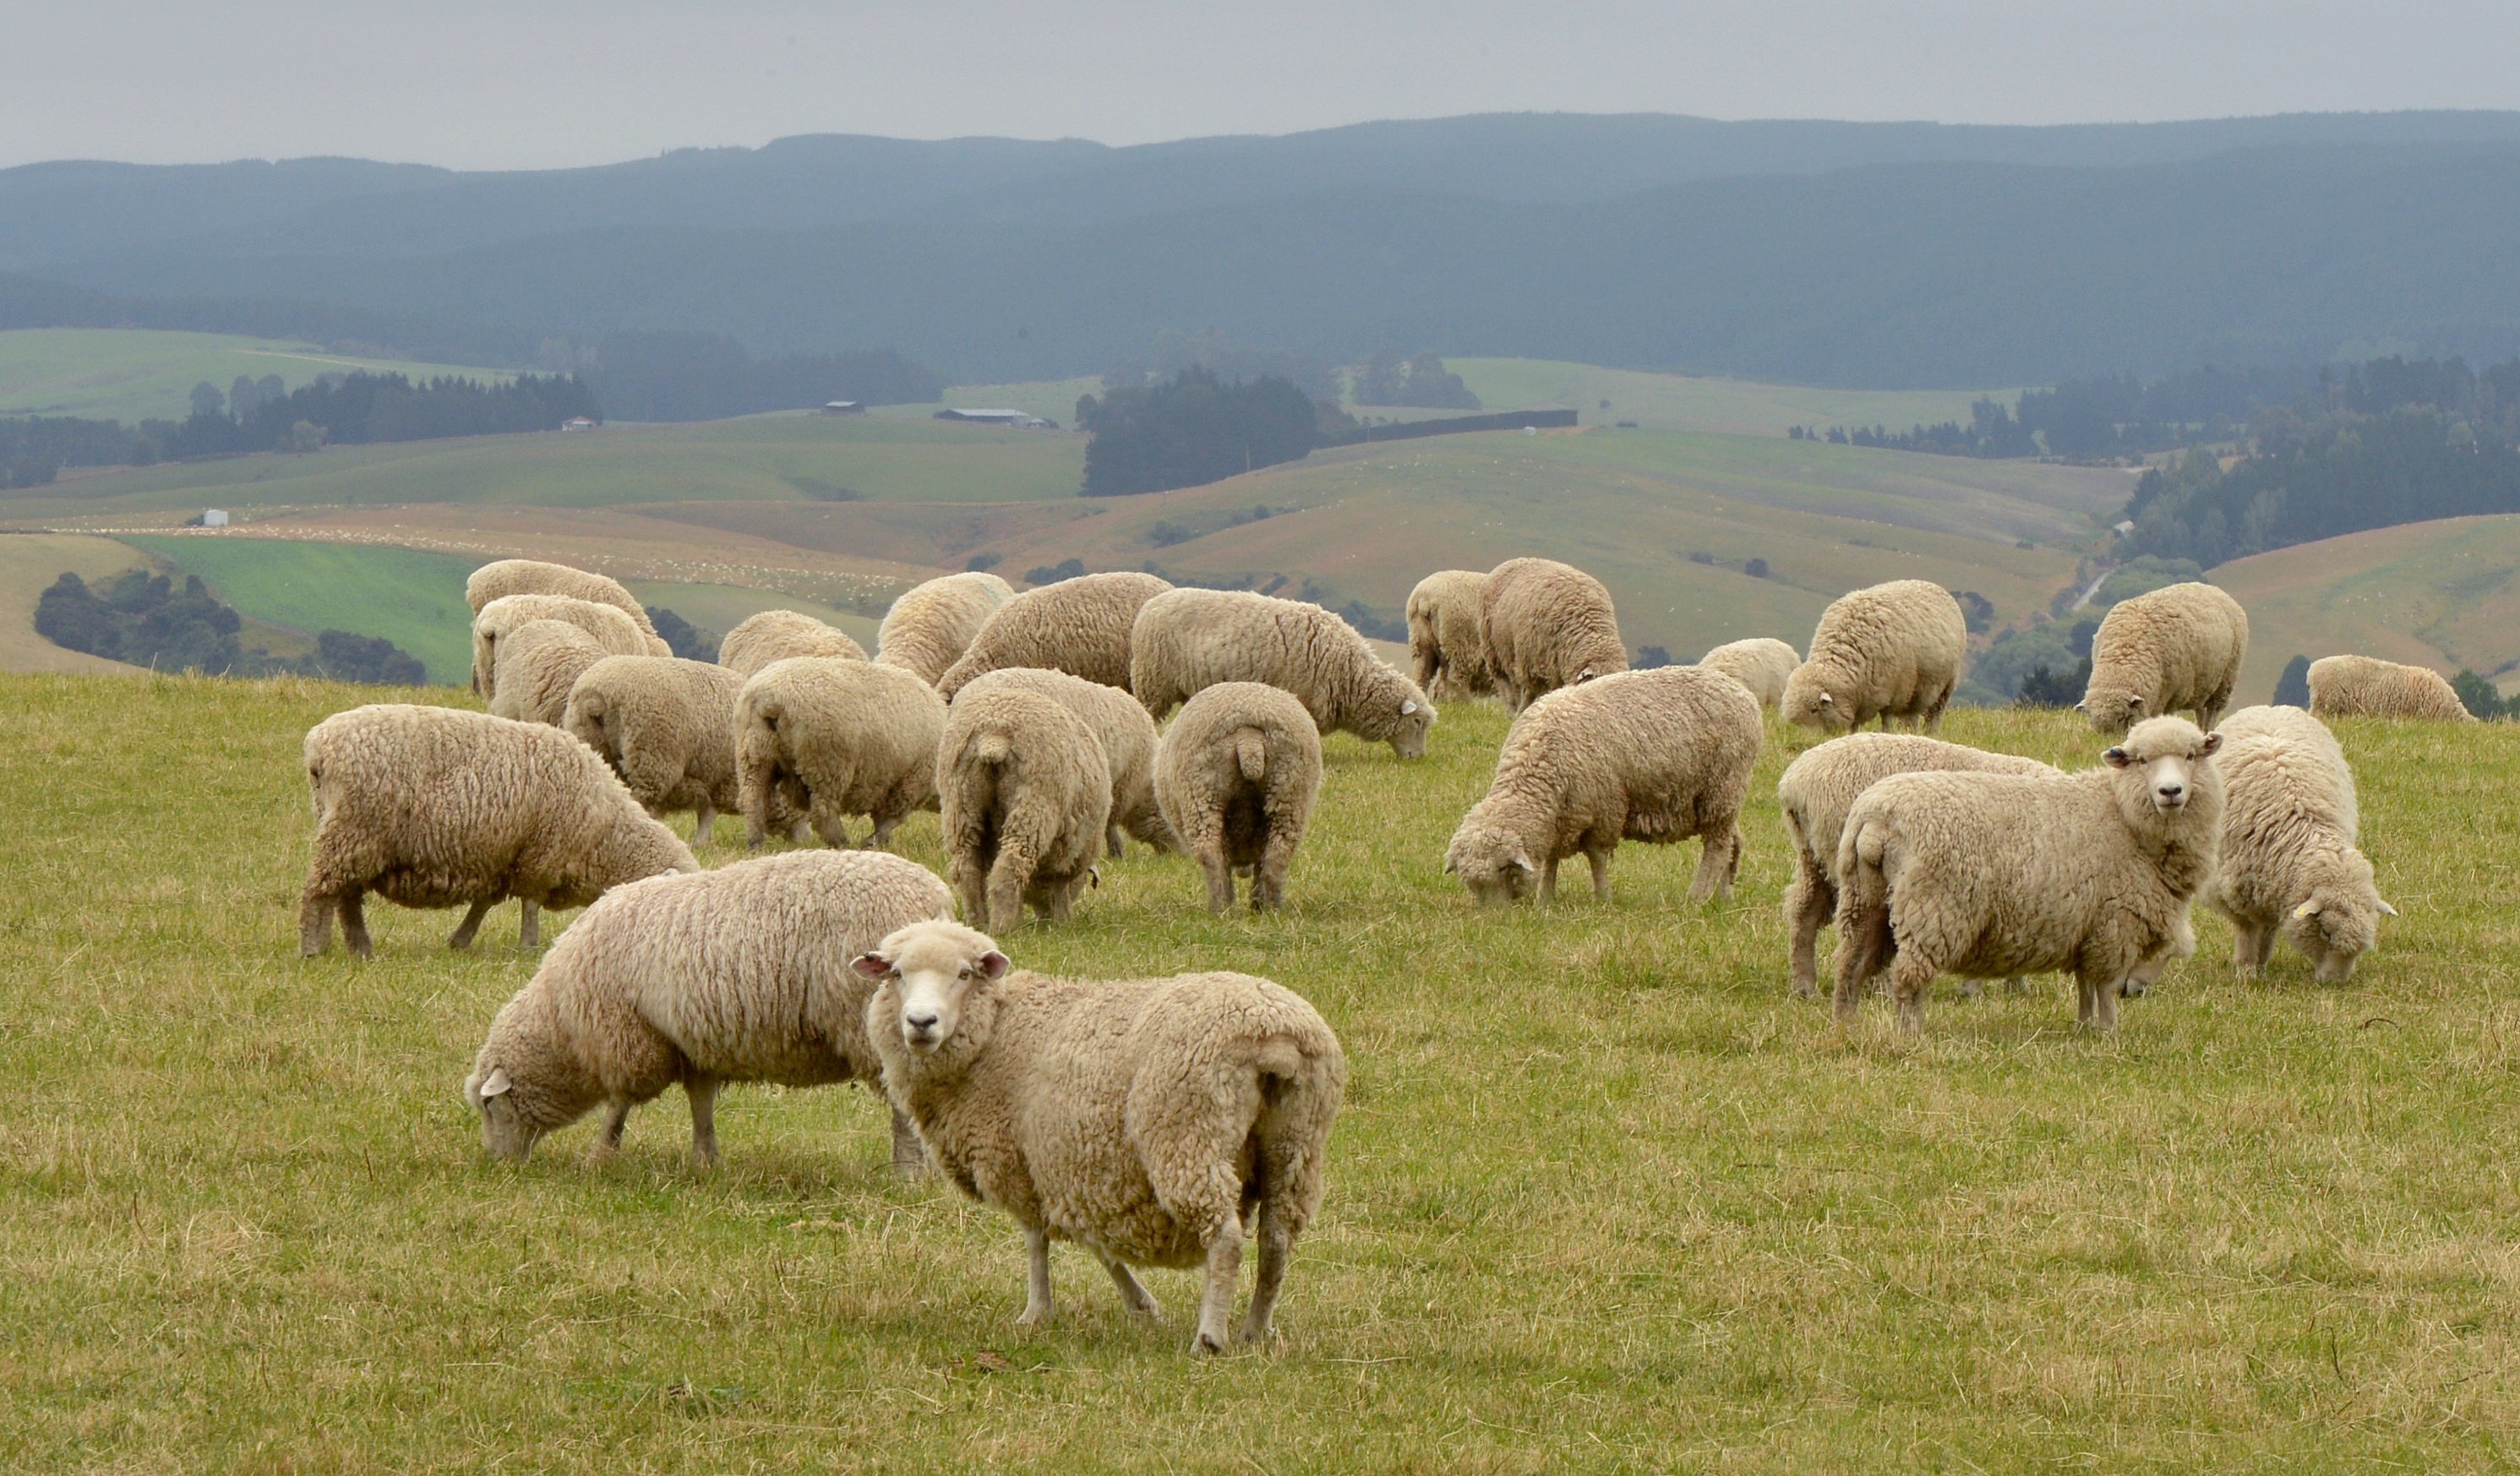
35, 569, 427, 683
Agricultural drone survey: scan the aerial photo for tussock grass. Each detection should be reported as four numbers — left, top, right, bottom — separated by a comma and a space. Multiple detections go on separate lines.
3, 674, 2515, 1471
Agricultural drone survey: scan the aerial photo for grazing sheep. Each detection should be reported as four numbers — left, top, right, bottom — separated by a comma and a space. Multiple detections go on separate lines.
464, 849, 954, 1169
935, 571, 1175, 700
1478, 556, 1628, 711
735, 657, 947, 850
875, 571, 1017, 685
299, 705, 695, 957
1698, 637, 1799, 711
1407, 569, 1493, 701
1775, 733, 2055, 998
856, 919, 1346, 1353
937, 685, 1110, 929
2080, 581, 2250, 735
1832, 717, 2224, 1032
1782, 580, 1967, 733
1130, 587, 1436, 759
959, 667, 1172, 854
1444, 666, 1760, 906
1154, 682, 1324, 912
563, 655, 748, 845
2205, 705, 2393, 983
719, 608, 869, 678
486, 618, 611, 727
472, 593, 654, 700
2308, 654, 2475, 722
466, 558, 658, 641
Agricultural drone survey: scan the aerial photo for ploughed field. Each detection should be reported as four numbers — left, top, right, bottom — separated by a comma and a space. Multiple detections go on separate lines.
5, 673, 2515, 1472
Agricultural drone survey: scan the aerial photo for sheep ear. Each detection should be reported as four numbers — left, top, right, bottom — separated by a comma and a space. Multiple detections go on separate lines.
479, 1067, 512, 1098
2102, 747, 2130, 769
2127, 695, 2146, 712
850, 953, 893, 979
2378, 898, 2398, 917
2291, 901, 2320, 920
1401, 700, 1418, 715
1817, 692, 1835, 706
1441, 853, 1457, 874
977, 950, 1011, 980
2072, 700, 2086, 712
2199, 732, 2222, 756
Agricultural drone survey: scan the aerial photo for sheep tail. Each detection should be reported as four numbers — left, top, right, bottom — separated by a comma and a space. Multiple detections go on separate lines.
1233, 727, 1268, 782
974, 729, 1013, 766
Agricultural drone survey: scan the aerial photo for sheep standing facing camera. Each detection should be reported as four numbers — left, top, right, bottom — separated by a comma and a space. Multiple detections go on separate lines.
1154, 682, 1324, 913
856, 919, 1346, 1354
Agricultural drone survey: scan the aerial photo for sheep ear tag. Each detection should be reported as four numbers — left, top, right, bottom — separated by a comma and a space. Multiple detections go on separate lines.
850, 954, 893, 979
2102, 748, 2130, 770
2292, 901, 2320, 920
2378, 899, 2400, 917
480, 1067, 512, 1098
1401, 700, 1418, 715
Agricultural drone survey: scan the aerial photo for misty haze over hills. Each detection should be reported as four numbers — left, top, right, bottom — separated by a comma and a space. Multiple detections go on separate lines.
9, 111, 2520, 386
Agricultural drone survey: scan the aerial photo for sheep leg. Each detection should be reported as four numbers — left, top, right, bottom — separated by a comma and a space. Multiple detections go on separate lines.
1257, 828, 1301, 911
1587, 848, 1612, 902
1832, 901, 1893, 1024
789, 817, 814, 844
888, 1106, 926, 1175
1785, 869, 1832, 999
1193, 1216, 1244, 1356
1016, 1227, 1054, 1328
517, 900, 540, 950
587, 1098, 630, 1163
2232, 921, 2266, 976
685, 1076, 720, 1167
1098, 1253, 1162, 1320
1197, 847, 1237, 913
1540, 855, 1560, 901
338, 888, 373, 959
692, 805, 716, 847
866, 814, 902, 852
447, 900, 491, 951
2076, 971, 2119, 1032
1106, 823, 1127, 858
810, 808, 854, 848
1686, 829, 1737, 903
987, 853, 1032, 931
297, 888, 338, 957
1238, 1198, 1291, 1345
1888, 954, 1936, 1033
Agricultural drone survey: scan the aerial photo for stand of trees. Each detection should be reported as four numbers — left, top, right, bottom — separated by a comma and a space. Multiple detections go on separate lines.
34, 569, 426, 683
1350, 351, 1481, 410
1075, 368, 1318, 496
161, 370, 598, 458
1102, 330, 1343, 406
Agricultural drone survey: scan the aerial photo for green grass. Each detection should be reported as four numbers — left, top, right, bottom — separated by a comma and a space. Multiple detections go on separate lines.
1444, 359, 2028, 438
119, 536, 477, 684
4, 673, 2514, 1470
0, 328, 512, 423
2217, 514, 2520, 696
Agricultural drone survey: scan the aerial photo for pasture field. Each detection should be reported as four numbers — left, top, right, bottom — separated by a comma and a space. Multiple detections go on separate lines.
0, 328, 511, 423
122, 535, 481, 685
2217, 515, 2520, 696
1443, 359, 2027, 438
5, 673, 2514, 1472
0, 532, 148, 673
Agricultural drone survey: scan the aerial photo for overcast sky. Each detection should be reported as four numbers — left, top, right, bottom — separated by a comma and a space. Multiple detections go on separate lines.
8, 1, 2517, 171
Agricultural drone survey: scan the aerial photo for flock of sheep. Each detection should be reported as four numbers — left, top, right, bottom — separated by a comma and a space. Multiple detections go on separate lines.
289, 552, 2457, 1352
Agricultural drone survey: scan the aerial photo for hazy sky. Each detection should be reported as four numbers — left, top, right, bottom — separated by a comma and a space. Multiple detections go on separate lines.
8, 1, 2518, 171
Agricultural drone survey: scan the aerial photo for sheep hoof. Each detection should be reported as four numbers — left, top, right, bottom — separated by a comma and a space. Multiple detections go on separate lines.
1015, 1304, 1052, 1330
1193, 1332, 1228, 1357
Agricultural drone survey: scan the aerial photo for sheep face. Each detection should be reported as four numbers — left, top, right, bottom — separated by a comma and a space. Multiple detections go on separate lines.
2080, 684, 2146, 737
2286, 857, 2392, 983
855, 921, 1010, 1057
1389, 696, 1434, 760
2102, 720, 2220, 816
465, 1064, 546, 1162
1443, 825, 1538, 906
1781, 666, 1849, 732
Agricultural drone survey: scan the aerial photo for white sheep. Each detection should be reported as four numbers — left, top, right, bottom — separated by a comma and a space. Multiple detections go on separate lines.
1130, 587, 1434, 759
2205, 705, 2393, 983
1698, 637, 1799, 711
1477, 556, 1628, 711
1832, 717, 2223, 1031
1782, 580, 1966, 733
734, 656, 946, 850
562, 655, 748, 845
719, 608, 869, 678
1406, 569, 1493, 701
2308, 654, 2475, 722
936, 684, 1110, 929
472, 593, 654, 700
1154, 682, 1324, 912
2080, 580, 2250, 734
466, 558, 660, 642
855, 919, 1346, 1353
299, 705, 695, 956
1444, 666, 1761, 905
957, 666, 1173, 854
935, 571, 1175, 700
486, 618, 609, 727
464, 849, 954, 1168
875, 572, 1017, 685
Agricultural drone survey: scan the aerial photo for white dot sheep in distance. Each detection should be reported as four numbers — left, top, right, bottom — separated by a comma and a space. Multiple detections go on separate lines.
1775, 733, 2055, 998
1697, 636, 1799, 711
1477, 556, 1628, 712
485, 618, 609, 727
465, 849, 955, 1168
562, 655, 748, 846
299, 705, 696, 957
2078, 580, 2250, 735
734, 656, 946, 850
1154, 682, 1324, 913
1832, 716, 2224, 1032
936, 684, 1111, 930
1406, 569, 1492, 702
472, 593, 655, 700
873, 571, 1016, 686
2205, 705, 2394, 983
957, 666, 1174, 855
854, 918, 1347, 1354
2307, 653, 2476, 722
1444, 665, 1761, 905
1781, 579, 1966, 733
935, 570, 1175, 700
718, 608, 868, 678
466, 558, 661, 643
1129, 586, 1435, 759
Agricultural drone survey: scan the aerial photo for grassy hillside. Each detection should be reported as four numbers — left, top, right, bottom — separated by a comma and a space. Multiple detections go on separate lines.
1444, 359, 2023, 437
874, 377, 1104, 427
0, 328, 511, 423
121, 535, 478, 684
2216, 515, 2520, 697
0, 532, 147, 673
5, 674, 2512, 1469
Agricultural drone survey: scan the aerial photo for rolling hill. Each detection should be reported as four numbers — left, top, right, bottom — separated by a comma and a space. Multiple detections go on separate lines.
0, 328, 511, 423
2215, 514, 2520, 697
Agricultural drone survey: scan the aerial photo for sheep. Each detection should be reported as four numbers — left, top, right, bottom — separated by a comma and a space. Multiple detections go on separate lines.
875, 572, 1017, 686
484, 618, 611, 727
299, 705, 695, 957
2308, 654, 2475, 722
1444, 666, 1760, 906
1477, 556, 1628, 711
734, 657, 947, 850
2204, 705, 2393, 983
1406, 569, 1493, 701
718, 608, 869, 678
472, 593, 654, 700
958, 666, 1173, 855
1130, 587, 1435, 759
1154, 682, 1324, 913
1775, 733, 2055, 998
2080, 581, 2250, 735
1698, 637, 1799, 711
563, 655, 748, 845
1782, 580, 1967, 733
935, 571, 1175, 700
466, 558, 659, 641
1831, 717, 2224, 1032
463, 849, 954, 1169
936, 685, 1111, 929
854, 919, 1346, 1353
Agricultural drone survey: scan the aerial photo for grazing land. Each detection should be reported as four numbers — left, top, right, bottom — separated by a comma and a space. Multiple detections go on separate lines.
0, 532, 149, 673
121, 535, 481, 685
1443, 358, 2026, 437
2216, 514, 2520, 696
0, 327, 512, 423
3, 674, 2512, 1471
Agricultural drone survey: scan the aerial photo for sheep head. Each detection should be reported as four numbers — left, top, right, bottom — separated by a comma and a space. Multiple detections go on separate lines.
2285, 848, 2393, 983
2101, 717, 2223, 830
1389, 691, 1435, 759
1443, 823, 1539, 906
2079, 683, 2147, 737
856, 919, 1011, 1060
1781, 662, 1850, 732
